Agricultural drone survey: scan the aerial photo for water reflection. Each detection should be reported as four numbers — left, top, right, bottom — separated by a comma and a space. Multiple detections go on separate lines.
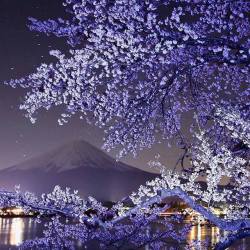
0, 218, 25, 246
0, 217, 42, 249
187, 223, 221, 249
187, 222, 249, 250
0, 218, 249, 249
10, 218, 24, 245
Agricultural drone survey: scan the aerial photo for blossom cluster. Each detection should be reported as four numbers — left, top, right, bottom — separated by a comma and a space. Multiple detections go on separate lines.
5, 0, 249, 157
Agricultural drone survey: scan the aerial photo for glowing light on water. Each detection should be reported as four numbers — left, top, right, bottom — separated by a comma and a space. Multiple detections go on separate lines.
197, 223, 201, 242
10, 218, 25, 246
188, 224, 202, 249
0, 218, 26, 246
0, 217, 249, 248
211, 226, 220, 246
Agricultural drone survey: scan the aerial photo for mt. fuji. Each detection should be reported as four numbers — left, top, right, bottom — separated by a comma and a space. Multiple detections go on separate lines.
0, 141, 157, 201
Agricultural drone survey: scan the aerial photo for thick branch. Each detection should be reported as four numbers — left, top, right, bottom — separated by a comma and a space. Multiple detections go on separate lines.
113, 188, 250, 231
215, 228, 250, 250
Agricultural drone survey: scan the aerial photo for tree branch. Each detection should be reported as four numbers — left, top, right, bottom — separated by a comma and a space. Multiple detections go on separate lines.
112, 188, 250, 231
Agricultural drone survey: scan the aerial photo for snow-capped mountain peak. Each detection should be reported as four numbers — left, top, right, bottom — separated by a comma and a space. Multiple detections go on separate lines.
0, 140, 157, 201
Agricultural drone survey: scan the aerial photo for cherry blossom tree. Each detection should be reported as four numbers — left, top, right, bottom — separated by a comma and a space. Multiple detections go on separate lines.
2, 0, 250, 249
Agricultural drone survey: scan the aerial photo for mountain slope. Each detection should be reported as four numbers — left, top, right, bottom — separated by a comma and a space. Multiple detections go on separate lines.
0, 141, 158, 201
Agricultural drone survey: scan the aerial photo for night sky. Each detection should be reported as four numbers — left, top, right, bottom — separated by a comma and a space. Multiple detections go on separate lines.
0, 0, 181, 172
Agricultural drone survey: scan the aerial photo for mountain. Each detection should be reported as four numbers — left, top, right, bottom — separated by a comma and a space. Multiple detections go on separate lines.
0, 141, 158, 201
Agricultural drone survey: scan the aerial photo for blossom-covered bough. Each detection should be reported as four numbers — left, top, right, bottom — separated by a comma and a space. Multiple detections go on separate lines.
0, 186, 191, 249
2, 0, 250, 249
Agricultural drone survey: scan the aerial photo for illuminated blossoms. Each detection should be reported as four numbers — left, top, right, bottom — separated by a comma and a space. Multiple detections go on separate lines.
3, 0, 250, 249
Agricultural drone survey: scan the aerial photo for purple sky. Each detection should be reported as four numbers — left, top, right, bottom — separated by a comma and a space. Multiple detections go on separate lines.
0, 0, 182, 172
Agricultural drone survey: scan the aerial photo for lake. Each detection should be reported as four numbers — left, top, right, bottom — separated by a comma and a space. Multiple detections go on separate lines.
0, 217, 249, 249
